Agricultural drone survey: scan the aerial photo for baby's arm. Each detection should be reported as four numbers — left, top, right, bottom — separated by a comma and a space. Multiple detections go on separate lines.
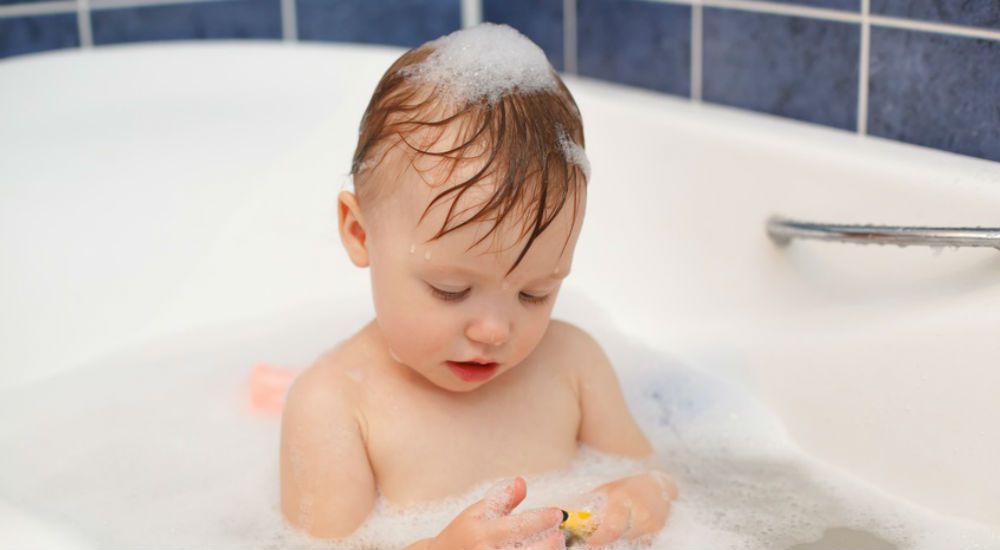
567, 324, 653, 458
564, 323, 677, 546
280, 365, 376, 539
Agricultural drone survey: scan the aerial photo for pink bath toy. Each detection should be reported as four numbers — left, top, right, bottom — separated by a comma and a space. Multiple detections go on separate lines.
249, 363, 303, 415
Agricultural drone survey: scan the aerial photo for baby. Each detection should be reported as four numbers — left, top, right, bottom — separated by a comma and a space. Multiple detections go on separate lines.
280, 23, 677, 550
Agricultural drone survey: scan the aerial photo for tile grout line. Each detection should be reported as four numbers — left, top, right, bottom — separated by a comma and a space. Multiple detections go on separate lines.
0, 0, 75, 18
461, 0, 481, 29
2, 0, 998, 42
77, 0, 92, 48
699, 0, 858, 23
564, 0, 577, 74
856, 0, 870, 135
690, 0, 702, 101
89, 0, 223, 10
280, 0, 296, 42
869, 14, 1000, 41
646, 0, 1000, 40
0, 0, 1000, 40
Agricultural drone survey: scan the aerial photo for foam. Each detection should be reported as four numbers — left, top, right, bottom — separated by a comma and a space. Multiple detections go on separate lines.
558, 128, 591, 182
0, 300, 998, 550
399, 23, 560, 106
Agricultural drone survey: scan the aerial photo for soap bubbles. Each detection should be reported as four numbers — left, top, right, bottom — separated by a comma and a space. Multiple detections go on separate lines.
399, 23, 559, 107
0, 299, 998, 549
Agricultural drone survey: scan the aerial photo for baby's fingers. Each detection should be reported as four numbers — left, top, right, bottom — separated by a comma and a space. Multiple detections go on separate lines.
501, 527, 566, 550
584, 500, 632, 549
493, 507, 564, 544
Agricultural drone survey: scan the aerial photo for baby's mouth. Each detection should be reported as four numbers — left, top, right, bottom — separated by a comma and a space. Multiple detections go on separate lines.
445, 360, 501, 382
449, 360, 498, 368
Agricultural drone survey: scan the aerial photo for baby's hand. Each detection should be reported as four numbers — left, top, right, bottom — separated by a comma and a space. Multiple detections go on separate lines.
583, 471, 678, 548
429, 477, 567, 550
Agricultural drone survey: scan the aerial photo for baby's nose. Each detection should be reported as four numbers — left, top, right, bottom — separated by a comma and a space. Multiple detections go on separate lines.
466, 316, 510, 347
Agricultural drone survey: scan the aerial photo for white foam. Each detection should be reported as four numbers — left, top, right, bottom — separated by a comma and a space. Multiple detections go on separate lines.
0, 300, 997, 550
557, 128, 591, 182
399, 22, 559, 106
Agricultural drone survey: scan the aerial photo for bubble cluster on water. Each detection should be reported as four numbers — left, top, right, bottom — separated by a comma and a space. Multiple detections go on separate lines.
0, 302, 997, 550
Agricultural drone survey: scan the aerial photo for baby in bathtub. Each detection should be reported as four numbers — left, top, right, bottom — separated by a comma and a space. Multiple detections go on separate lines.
279, 23, 677, 550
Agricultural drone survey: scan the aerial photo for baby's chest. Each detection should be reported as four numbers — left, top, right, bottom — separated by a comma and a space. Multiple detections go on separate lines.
362, 380, 580, 505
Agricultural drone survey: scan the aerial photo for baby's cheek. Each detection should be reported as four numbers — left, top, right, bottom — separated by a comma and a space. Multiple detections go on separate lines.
514, 314, 552, 362
390, 302, 455, 361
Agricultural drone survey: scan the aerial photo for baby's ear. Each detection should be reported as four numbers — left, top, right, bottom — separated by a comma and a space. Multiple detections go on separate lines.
337, 191, 370, 268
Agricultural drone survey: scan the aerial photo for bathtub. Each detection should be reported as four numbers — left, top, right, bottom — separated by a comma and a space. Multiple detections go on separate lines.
1, 41, 999, 547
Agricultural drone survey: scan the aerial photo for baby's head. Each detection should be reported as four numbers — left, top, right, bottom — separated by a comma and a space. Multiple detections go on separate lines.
338, 23, 590, 392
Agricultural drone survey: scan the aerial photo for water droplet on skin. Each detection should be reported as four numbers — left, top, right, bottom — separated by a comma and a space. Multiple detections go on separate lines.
424, 250, 432, 261
345, 368, 364, 383
388, 348, 403, 363
409, 244, 416, 254
501, 281, 510, 290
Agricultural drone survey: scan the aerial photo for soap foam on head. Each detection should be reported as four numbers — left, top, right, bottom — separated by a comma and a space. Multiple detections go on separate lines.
557, 128, 591, 182
399, 22, 591, 183
0, 297, 998, 550
399, 22, 559, 107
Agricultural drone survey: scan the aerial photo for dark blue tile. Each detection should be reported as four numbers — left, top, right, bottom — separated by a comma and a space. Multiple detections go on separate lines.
872, 0, 1000, 30
297, 0, 461, 48
0, 13, 79, 60
743, 0, 859, 11
868, 27, 1000, 162
577, 0, 691, 97
483, 0, 563, 72
92, 0, 281, 45
703, 9, 860, 131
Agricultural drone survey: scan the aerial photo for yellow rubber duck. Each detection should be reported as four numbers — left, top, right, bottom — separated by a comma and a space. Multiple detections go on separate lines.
560, 509, 598, 546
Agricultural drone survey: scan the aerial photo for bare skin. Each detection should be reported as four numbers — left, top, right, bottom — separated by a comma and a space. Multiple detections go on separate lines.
280, 125, 676, 548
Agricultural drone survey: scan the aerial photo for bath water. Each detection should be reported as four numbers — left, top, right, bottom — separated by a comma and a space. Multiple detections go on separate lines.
0, 299, 997, 550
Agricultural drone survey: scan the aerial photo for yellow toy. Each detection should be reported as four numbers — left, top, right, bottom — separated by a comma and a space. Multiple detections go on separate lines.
560, 509, 599, 546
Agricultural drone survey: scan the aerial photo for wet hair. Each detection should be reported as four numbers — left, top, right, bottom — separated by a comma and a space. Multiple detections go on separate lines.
350, 41, 588, 277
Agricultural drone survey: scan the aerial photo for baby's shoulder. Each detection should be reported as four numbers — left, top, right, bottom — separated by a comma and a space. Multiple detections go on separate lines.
537, 319, 610, 379
285, 342, 367, 415
545, 318, 592, 340
546, 319, 614, 379
542, 319, 606, 359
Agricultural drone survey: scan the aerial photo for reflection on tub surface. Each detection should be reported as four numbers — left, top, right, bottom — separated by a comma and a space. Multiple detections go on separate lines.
788, 528, 896, 550
0, 301, 997, 550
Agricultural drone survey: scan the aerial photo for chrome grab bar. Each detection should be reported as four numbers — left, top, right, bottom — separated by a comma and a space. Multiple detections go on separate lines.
767, 215, 1000, 250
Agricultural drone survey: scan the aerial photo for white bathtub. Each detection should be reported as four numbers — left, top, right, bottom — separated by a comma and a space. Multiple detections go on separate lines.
1, 41, 999, 546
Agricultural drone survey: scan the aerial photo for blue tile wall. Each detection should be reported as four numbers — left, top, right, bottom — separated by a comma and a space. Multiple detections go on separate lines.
871, 1, 1000, 30
577, 0, 691, 97
92, 0, 281, 45
483, 0, 563, 72
0, 13, 78, 59
868, 27, 1000, 162
297, 0, 461, 48
743, 0, 859, 11
1, 0, 998, 165
703, 8, 860, 131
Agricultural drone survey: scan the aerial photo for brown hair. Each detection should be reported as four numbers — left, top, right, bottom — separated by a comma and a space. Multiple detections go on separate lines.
350, 40, 587, 276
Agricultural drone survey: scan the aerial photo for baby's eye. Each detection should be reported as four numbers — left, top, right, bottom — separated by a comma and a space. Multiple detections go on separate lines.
427, 284, 549, 304
519, 292, 550, 305
427, 284, 470, 302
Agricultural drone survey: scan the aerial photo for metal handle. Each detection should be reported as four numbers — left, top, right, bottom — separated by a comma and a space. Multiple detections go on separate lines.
766, 215, 1000, 250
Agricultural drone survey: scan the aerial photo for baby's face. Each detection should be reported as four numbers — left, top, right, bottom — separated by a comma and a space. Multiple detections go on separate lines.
350, 148, 585, 393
